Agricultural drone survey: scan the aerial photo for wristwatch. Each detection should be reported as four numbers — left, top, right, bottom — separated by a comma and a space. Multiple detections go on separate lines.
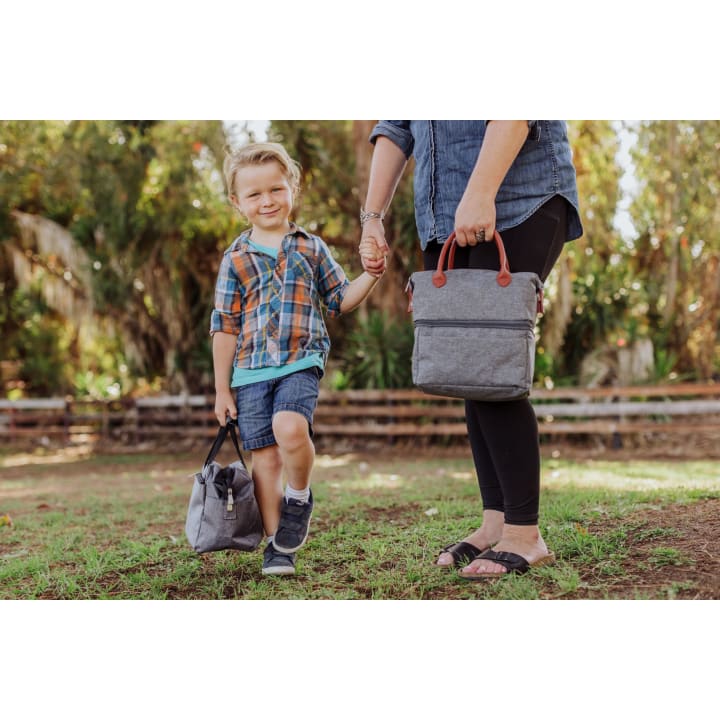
359, 208, 384, 225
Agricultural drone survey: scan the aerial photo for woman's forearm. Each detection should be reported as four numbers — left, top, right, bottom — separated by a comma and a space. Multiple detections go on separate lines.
453, 121, 530, 246
466, 121, 530, 199
364, 136, 408, 215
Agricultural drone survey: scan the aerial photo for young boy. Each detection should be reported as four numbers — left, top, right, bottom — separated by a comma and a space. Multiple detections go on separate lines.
211, 142, 385, 576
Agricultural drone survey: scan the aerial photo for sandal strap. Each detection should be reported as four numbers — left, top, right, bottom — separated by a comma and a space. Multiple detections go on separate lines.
476, 549, 530, 574
441, 541, 485, 565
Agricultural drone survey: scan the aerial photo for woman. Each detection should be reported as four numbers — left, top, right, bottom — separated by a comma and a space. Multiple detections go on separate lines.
360, 121, 582, 578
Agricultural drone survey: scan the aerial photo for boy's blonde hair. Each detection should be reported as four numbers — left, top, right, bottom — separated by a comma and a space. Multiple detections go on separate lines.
223, 142, 301, 200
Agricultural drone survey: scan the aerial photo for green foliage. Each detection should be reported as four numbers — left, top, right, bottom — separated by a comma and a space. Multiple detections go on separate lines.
4, 120, 720, 395
652, 347, 678, 383
2, 285, 73, 396
339, 311, 414, 389
1, 120, 236, 395
557, 121, 630, 376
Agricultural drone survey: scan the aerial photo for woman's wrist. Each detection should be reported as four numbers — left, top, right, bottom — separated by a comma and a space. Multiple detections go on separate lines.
360, 208, 385, 225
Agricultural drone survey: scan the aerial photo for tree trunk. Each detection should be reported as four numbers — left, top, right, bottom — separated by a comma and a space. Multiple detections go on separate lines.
540, 254, 573, 361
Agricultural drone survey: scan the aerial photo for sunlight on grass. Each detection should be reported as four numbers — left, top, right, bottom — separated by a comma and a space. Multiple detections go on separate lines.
342, 472, 409, 490
542, 460, 720, 491
315, 455, 353, 469
449, 471, 473, 480
0, 447, 93, 468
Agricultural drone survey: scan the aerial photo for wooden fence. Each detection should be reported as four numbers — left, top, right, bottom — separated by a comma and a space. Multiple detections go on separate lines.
1, 383, 720, 448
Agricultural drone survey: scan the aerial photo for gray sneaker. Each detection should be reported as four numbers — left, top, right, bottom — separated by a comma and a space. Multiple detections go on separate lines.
262, 542, 296, 576
272, 490, 314, 554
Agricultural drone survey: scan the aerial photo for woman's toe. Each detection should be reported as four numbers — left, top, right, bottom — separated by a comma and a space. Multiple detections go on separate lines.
461, 559, 506, 575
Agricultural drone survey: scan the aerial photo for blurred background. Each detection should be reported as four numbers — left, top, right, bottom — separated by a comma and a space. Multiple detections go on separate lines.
1, 120, 719, 400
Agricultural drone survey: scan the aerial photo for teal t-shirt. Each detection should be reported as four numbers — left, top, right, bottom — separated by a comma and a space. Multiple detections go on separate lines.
231, 239, 323, 388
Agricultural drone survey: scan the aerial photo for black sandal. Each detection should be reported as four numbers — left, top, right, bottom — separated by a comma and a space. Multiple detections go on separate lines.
436, 541, 487, 568
458, 549, 556, 579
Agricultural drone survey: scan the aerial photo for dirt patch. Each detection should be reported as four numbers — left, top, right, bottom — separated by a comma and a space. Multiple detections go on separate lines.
579, 498, 720, 599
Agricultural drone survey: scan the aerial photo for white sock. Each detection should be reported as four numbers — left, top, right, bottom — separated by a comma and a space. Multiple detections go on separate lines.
266, 535, 274, 545
285, 485, 310, 504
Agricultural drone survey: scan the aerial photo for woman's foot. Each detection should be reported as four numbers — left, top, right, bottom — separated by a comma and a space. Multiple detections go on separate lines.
436, 510, 504, 567
458, 524, 553, 577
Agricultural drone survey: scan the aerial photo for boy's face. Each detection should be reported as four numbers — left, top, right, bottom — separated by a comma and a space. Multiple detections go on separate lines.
232, 161, 294, 233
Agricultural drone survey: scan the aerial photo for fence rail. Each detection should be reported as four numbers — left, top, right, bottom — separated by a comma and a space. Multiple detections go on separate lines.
1, 382, 719, 446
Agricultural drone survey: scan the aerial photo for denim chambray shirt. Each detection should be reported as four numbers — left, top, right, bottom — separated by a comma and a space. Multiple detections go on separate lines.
370, 121, 583, 249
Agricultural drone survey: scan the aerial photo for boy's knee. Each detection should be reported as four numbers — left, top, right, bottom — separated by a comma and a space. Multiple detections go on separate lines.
252, 446, 282, 475
272, 411, 311, 451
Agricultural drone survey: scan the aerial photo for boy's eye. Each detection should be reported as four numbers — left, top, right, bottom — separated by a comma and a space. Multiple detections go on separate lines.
248, 193, 260, 198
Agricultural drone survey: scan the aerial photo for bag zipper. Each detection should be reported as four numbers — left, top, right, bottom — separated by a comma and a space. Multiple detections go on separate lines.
227, 488, 234, 512
405, 277, 545, 314
414, 319, 534, 331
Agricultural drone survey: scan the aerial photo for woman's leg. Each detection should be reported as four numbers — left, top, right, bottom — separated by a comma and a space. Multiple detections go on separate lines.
459, 195, 568, 574
424, 242, 507, 564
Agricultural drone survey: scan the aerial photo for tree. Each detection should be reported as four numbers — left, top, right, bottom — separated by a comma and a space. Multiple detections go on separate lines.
1, 120, 235, 395
629, 121, 720, 379
544, 120, 627, 381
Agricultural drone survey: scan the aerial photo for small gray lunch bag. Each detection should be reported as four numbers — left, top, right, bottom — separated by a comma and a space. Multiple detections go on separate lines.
407, 230, 544, 402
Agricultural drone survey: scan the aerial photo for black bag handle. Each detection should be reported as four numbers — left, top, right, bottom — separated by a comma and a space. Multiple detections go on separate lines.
203, 419, 245, 470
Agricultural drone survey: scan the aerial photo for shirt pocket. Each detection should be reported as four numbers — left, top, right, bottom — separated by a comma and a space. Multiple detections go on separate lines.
285, 251, 317, 306
287, 251, 317, 281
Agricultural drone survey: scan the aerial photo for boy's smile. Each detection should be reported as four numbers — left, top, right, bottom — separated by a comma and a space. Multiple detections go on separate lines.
232, 161, 294, 237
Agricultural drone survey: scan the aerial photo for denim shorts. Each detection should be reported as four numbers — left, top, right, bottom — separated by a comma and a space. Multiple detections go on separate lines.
234, 368, 320, 451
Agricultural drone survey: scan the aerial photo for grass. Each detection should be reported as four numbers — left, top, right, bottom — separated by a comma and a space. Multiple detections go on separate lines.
1, 449, 719, 599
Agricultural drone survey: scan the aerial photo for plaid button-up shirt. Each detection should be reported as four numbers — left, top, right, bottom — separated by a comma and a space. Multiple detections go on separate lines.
210, 225, 349, 369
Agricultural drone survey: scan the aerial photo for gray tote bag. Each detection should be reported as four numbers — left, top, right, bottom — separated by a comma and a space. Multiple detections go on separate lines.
185, 420, 263, 553
407, 230, 544, 401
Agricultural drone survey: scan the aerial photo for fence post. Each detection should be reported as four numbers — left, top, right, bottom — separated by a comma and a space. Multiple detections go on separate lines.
64, 398, 71, 445
102, 400, 110, 442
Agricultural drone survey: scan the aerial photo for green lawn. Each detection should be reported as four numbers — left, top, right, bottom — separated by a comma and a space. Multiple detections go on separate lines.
1, 448, 718, 599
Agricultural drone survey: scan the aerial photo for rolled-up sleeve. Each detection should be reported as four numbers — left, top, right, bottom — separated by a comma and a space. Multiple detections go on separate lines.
209, 252, 242, 335
369, 120, 414, 158
484, 120, 541, 141
526, 120, 541, 141
315, 239, 349, 317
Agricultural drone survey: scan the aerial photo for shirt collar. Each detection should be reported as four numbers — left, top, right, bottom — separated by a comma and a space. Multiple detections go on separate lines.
234, 223, 311, 253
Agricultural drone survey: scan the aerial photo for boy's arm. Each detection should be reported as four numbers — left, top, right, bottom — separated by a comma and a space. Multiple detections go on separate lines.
339, 271, 380, 313
212, 331, 238, 425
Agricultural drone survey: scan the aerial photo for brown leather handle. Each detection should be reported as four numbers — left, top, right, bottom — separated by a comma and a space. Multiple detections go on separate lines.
432, 230, 512, 288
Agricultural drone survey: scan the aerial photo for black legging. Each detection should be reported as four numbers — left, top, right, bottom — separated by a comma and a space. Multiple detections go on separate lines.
423, 195, 568, 525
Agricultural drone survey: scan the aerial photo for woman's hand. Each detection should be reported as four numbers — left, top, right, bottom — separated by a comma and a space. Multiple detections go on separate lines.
454, 191, 496, 247
453, 121, 530, 246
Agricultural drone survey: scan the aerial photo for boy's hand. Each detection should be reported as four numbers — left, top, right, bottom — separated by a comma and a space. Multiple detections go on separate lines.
359, 235, 387, 278
214, 389, 237, 426
360, 218, 389, 278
